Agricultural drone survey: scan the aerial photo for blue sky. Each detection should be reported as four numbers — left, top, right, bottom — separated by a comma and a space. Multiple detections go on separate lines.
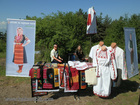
0, 0, 140, 32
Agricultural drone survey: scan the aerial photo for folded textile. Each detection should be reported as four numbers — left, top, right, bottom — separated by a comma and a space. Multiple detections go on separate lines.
85, 68, 97, 85
68, 61, 93, 70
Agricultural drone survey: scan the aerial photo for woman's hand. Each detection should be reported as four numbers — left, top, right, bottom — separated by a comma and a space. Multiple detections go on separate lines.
22, 44, 25, 47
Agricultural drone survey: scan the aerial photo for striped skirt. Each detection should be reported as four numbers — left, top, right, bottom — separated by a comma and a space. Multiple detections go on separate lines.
13, 44, 27, 64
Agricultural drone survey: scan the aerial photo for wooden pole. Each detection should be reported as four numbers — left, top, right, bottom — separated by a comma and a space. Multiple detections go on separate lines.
90, 35, 92, 48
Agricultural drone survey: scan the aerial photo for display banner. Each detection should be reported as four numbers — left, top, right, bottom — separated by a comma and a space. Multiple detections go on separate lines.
124, 27, 139, 78
6, 19, 36, 77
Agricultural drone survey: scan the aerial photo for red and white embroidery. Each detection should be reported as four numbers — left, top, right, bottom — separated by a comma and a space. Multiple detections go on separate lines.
98, 50, 108, 59
93, 91, 110, 98
96, 49, 99, 77
111, 53, 116, 79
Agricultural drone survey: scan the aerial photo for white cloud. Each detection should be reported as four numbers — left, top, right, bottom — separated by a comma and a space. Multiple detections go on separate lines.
0, 21, 7, 32
0, 21, 6, 24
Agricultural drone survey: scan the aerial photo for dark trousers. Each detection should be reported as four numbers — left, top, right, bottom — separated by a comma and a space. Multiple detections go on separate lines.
113, 69, 122, 87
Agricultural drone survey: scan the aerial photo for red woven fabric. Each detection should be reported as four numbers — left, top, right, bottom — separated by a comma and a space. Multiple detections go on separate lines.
87, 14, 91, 25
65, 67, 79, 91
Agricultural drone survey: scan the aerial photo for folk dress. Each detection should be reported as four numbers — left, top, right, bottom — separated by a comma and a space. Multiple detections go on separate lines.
13, 35, 29, 64
93, 49, 117, 97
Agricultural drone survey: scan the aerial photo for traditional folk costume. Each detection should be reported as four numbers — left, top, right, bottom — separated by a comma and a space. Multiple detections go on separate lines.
89, 44, 102, 67
108, 46, 127, 81
92, 48, 117, 97
86, 7, 97, 34
86, 45, 102, 85
13, 34, 30, 64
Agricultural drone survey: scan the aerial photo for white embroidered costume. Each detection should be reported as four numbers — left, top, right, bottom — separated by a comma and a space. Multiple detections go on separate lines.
108, 46, 127, 80
86, 45, 102, 85
89, 44, 102, 67
93, 48, 117, 97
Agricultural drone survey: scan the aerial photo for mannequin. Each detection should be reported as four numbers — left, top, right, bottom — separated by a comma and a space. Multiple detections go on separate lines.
101, 46, 107, 51
111, 42, 117, 48
99, 41, 104, 47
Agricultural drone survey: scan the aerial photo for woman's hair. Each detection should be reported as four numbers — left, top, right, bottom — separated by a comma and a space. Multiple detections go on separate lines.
17, 27, 23, 35
76, 45, 83, 54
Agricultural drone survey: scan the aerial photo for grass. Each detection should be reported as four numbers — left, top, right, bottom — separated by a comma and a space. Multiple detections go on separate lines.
0, 52, 6, 58
0, 54, 140, 105
0, 52, 30, 84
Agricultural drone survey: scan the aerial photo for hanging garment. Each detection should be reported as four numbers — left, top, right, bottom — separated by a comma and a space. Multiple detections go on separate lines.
43, 67, 59, 89
64, 66, 79, 92
86, 7, 97, 34
89, 44, 102, 67
31, 79, 48, 97
93, 49, 117, 97
29, 63, 60, 97
29, 62, 45, 90
29, 61, 46, 79
108, 46, 127, 80
58, 64, 67, 88
29, 66, 41, 79
79, 70, 87, 89
85, 67, 97, 85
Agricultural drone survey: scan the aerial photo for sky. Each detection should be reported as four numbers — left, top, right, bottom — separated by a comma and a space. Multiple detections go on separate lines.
0, 0, 140, 32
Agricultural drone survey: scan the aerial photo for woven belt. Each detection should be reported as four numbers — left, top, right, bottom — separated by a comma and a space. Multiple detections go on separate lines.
16, 43, 22, 45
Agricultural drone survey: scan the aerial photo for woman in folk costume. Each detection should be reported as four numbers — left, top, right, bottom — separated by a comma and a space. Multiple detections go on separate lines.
13, 27, 31, 73
93, 46, 117, 97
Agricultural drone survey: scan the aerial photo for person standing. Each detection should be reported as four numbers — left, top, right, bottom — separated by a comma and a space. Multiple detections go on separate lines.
50, 44, 63, 63
13, 27, 31, 73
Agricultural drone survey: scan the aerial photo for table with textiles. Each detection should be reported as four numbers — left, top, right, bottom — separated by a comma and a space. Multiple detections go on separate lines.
29, 62, 94, 98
